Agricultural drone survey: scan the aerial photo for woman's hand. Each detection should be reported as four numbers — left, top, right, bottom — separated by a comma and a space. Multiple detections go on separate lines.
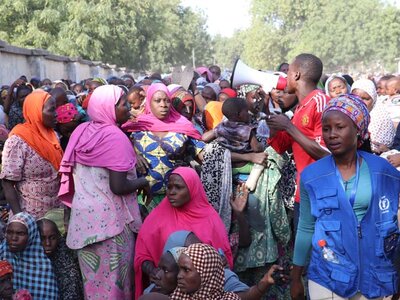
290, 265, 305, 300
231, 183, 249, 214
388, 153, 400, 168
262, 265, 289, 285
249, 152, 268, 167
136, 154, 150, 175
139, 182, 153, 206
372, 141, 391, 153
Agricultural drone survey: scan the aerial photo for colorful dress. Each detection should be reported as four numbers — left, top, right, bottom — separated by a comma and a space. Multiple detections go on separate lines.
0, 135, 61, 219
60, 85, 142, 300
132, 131, 204, 210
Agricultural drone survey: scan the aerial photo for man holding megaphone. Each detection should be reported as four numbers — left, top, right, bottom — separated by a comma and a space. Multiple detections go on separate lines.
265, 53, 330, 228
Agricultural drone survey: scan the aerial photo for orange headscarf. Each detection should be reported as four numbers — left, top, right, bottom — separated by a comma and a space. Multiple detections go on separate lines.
10, 90, 63, 171
204, 101, 223, 130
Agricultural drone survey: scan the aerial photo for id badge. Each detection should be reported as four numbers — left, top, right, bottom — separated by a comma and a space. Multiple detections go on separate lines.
384, 233, 399, 254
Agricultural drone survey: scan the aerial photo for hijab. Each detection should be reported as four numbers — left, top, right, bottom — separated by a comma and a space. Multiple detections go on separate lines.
0, 212, 58, 299
58, 85, 136, 206
323, 94, 370, 144
9, 90, 63, 171
325, 74, 351, 97
134, 167, 232, 299
123, 83, 201, 139
170, 243, 240, 300
351, 79, 378, 108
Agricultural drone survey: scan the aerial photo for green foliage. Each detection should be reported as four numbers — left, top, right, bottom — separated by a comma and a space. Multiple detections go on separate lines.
0, 0, 212, 72
214, 0, 400, 73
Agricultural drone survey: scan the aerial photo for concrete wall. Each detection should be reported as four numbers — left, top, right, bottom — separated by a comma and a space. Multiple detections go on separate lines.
0, 40, 135, 85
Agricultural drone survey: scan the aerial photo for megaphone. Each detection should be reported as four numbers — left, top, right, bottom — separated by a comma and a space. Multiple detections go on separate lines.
231, 59, 287, 92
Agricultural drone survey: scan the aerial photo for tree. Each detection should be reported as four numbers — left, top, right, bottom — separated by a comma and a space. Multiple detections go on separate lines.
213, 0, 400, 74
0, 0, 213, 72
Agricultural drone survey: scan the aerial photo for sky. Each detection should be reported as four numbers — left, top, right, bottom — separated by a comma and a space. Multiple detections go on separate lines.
181, 0, 251, 37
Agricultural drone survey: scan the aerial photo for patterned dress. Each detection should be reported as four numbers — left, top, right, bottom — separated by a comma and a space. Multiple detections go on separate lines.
67, 164, 142, 299
131, 131, 204, 210
0, 135, 61, 219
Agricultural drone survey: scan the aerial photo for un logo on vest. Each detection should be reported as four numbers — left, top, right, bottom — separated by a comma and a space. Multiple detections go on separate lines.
379, 196, 390, 212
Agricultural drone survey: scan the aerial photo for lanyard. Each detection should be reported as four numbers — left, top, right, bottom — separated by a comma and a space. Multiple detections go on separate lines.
333, 153, 360, 208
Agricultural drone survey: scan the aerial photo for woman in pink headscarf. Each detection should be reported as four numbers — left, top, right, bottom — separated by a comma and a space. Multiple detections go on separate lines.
123, 83, 204, 212
134, 167, 233, 299
58, 85, 149, 299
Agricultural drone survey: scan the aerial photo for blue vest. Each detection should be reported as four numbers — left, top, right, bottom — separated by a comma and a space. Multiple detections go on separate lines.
301, 151, 400, 298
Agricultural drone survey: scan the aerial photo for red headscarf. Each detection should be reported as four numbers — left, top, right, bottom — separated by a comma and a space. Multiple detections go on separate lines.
0, 260, 12, 277
220, 88, 237, 98
134, 167, 232, 299
122, 83, 201, 139
9, 90, 63, 171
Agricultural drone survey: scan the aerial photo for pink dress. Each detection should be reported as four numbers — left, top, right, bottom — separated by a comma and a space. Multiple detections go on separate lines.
0, 135, 61, 219
67, 163, 142, 299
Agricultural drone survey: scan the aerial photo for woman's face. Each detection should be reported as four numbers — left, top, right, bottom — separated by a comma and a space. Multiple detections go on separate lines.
278, 88, 298, 111
0, 273, 13, 299
6, 222, 29, 253
115, 95, 131, 125
42, 96, 57, 128
167, 174, 191, 208
218, 93, 229, 102
328, 78, 348, 98
179, 100, 194, 121
270, 88, 283, 106
201, 87, 216, 102
39, 221, 60, 257
153, 253, 179, 295
351, 89, 374, 111
177, 254, 201, 294
17, 88, 31, 106
150, 91, 171, 120
322, 110, 358, 157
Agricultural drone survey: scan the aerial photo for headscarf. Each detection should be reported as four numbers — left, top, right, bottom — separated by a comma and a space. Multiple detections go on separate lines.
91, 77, 108, 85
122, 83, 201, 139
324, 74, 351, 96
162, 230, 191, 253
204, 101, 224, 130
52, 80, 68, 91
134, 167, 232, 299
170, 243, 240, 300
9, 90, 63, 171
0, 259, 12, 277
167, 246, 186, 263
351, 79, 378, 107
167, 84, 183, 95
219, 88, 237, 98
323, 94, 370, 144
56, 103, 79, 124
205, 83, 221, 97
196, 67, 213, 83
58, 85, 136, 206
171, 90, 196, 116
0, 212, 58, 299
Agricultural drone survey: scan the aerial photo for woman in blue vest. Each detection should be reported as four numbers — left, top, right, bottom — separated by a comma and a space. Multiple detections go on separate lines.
291, 94, 400, 300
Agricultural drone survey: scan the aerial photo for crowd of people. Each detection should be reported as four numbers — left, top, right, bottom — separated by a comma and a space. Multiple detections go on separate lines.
0, 53, 399, 300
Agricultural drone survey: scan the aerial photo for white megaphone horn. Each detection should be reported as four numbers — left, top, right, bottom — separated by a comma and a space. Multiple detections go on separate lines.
231, 59, 287, 92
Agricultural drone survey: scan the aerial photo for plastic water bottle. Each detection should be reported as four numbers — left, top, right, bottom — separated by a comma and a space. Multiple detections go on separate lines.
318, 239, 339, 264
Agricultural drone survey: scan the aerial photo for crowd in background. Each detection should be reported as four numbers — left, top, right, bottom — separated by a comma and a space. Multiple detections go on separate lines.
0, 54, 399, 300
